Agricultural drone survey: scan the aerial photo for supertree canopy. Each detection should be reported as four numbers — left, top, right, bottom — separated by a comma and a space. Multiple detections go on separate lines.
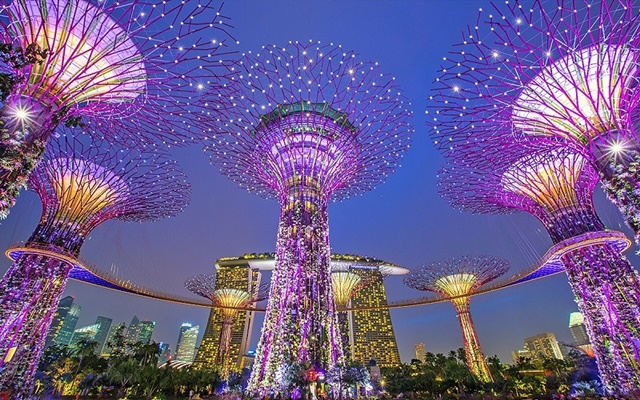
438, 140, 640, 393
186, 273, 267, 379
0, 0, 234, 219
426, 0, 640, 242
206, 40, 413, 395
332, 271, 366, 309
404, 255, 509, 383
0, 134, 189, 395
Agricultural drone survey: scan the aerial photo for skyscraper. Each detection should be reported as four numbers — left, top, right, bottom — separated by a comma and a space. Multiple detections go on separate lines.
415, 343, 427, 362
351, 269, 402, 367
569, 312, 590, 346
70, 323, 101, 347
45, 296, 75, 348
54, 303, 81, 346
158, 342, 172, 365
138, 321, 155, 344
94, 317, 113, 355
175, 323, 192, 358
193, 256, 262, 370
524, 332, 564, 361
125, 316, 155, 344
569, 312, 593, 357
175, 324, 199, 363
125, 316, 141, 343
102, 322, 126, 357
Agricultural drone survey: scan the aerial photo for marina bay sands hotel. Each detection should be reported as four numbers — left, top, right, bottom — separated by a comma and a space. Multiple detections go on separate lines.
193, 253, 408, 369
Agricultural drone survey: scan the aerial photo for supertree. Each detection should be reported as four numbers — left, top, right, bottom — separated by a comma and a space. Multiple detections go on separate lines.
438, 139, 640, 393
205, 40, 413, 395
186, 273, 268, 379
404, 255, 509, 383
0, 0, 234, 218
0, 134, 189, 395
426, 0, 640, 243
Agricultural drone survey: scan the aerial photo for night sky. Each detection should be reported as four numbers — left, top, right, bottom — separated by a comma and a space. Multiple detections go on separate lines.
2, 0, 639, 365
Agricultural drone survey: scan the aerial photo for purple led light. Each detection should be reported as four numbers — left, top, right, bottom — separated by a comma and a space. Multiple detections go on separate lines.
0, 134, 190, 395
437, 140, 640, 393
206, 40, 413, 396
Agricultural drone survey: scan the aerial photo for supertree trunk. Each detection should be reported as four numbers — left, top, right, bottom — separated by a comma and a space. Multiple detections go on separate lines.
452, 301, 493, 383
0, 255, 72, 396
544, 208, 640, 392
248, 196, 342, 396
337, 310, 352, 361
216, 316, 235, 379
560, 245, 640, 393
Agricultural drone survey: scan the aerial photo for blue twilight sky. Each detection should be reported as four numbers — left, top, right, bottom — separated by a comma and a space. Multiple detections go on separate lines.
1, 0, 638, 364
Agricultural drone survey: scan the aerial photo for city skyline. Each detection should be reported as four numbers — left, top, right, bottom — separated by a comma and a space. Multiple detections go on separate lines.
1, 0, 640, 368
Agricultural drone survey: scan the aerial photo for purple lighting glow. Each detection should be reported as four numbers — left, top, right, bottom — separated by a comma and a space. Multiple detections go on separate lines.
206, 40, 413, 396
0, 0, 235, 219
437, 141, 640, 393
0, 135, 189, 395
427, 0, 640, 243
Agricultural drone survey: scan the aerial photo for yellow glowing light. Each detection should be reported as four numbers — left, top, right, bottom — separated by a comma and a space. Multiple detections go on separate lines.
332, 271, 362, 307
212, 288, 252, 318
502, 151, 584, 212
50, 159, 128, 222
3, 346, 17, 363
435, 273, 476, 308
513, 44, 636, 142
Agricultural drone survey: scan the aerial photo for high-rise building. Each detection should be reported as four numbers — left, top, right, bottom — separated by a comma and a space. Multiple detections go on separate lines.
54, 303, 81, 346
70, 323, 101, 347
125, 316, 141, 343
175, 323, 199, 363
350, 268, 402, 367
175, 323, 193, 358
138, 321, 155, 344
45, 296, 76, 348
125, 315, 155, 344
94, 316, 113, 354
568, 311, 593, 357
102, 322, 126, 357
569, 312, 589, 346
158, 342, 172, 365
193, 256, 262, 370
415, 343, 427, 362
523, 332, 564, 361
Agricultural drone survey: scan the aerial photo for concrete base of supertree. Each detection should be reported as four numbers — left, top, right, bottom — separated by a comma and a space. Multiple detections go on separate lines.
0, 254, 72, 396
561, 244, 640, 394
247, 199, 343, 397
